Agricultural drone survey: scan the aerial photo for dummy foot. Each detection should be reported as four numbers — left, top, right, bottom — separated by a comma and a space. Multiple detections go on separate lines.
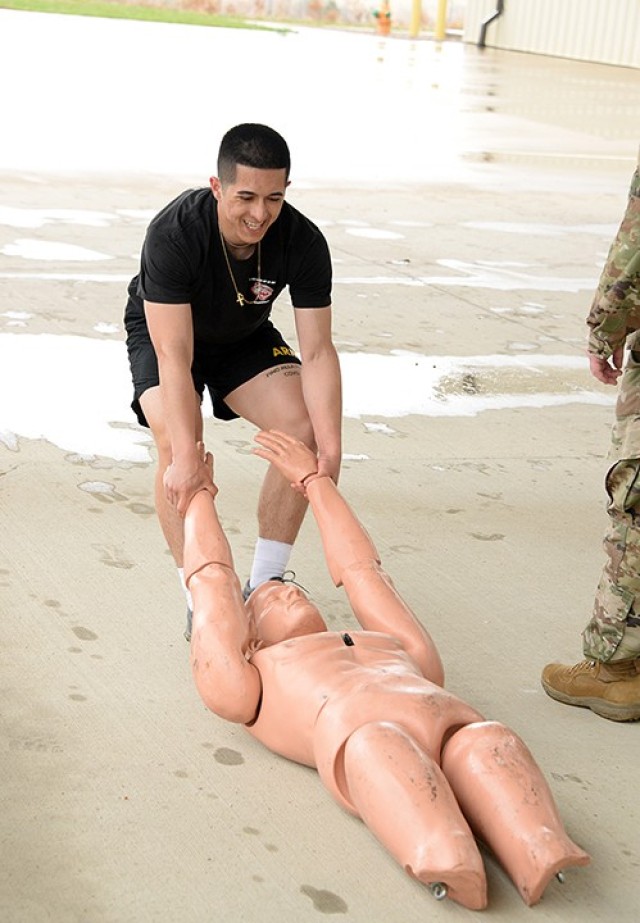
414, 865, 487, 911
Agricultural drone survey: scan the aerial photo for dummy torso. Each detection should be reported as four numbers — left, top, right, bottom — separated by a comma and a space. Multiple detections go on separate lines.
246, 628, 483, 813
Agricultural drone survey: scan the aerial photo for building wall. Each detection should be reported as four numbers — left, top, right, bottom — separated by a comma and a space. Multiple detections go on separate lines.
463, 0, 640, 68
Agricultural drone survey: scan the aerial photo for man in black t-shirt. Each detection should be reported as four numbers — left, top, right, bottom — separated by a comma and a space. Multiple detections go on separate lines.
124, 124, 342, 638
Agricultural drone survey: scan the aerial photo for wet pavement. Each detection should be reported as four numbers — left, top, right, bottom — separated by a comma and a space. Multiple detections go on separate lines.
1, 8, 640, 923
1, 9, 638, 183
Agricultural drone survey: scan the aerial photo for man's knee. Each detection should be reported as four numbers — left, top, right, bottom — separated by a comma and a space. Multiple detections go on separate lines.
140, 385, 202, 462
290, 414, 315, 449
263, 405, 315, 449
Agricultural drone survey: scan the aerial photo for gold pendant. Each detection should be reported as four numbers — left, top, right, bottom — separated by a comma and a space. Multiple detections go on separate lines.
236, 293, 245, 307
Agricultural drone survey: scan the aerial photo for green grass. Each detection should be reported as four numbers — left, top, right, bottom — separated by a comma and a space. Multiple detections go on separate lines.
0, 0, 292, 31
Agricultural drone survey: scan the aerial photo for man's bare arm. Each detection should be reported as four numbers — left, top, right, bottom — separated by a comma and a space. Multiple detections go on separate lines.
294, 306, 342, 484
144, 301, 215, 514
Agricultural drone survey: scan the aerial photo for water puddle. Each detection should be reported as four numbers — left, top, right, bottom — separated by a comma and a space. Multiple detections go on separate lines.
340, 350, 612, 417
0, 334, 612, 462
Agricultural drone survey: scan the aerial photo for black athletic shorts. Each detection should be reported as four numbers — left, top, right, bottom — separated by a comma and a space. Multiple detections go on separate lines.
126, 319, 301, 427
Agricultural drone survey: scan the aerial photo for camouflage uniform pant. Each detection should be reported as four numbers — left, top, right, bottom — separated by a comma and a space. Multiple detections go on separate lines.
583, 459, 640, 660
582, 159, 640, 661
583, 338, 640, 660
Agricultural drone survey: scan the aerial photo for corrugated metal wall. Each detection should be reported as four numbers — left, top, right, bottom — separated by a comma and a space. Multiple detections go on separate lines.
463, 0, 640, 68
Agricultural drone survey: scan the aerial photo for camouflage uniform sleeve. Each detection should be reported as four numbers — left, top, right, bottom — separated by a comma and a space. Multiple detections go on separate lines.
587, 165, 640, 359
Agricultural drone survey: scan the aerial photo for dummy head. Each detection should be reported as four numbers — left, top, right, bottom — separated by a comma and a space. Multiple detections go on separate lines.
247, 581, 327, 646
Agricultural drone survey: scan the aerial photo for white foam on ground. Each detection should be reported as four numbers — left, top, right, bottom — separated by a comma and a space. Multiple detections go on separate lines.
0, 334, 614, 462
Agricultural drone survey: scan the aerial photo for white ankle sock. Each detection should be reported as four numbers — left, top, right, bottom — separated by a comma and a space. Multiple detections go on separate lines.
178, 567, 193, 612
249, 538, 293, 590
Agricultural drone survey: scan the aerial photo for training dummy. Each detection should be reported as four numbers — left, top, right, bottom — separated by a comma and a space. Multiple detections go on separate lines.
184, 431, 589, 911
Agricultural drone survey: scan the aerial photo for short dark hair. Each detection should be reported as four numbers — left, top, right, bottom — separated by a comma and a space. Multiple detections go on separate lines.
217, 123, 291, 186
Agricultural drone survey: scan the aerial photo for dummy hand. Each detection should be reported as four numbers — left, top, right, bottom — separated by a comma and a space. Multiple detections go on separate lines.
254, 430, 319, 489
164, 441, 217, 516
589, 349, 623, 385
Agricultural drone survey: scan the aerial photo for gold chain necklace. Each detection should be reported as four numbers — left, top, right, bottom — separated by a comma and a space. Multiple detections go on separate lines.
219, 229, 261, 307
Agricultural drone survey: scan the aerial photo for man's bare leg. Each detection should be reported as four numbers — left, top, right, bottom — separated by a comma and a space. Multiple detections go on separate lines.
342, 721, 487, 911
441, 721, 590, 906
225, 366, 315, 584
256, 461, 308, 543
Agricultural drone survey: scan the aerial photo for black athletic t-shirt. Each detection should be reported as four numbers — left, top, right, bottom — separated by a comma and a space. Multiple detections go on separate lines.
125, 188, 332, 345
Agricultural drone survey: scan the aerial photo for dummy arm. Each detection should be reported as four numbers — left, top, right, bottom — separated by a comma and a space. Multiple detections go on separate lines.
253, 430, 375, 584
253, 431, 444, 684
183, 453, 261, 724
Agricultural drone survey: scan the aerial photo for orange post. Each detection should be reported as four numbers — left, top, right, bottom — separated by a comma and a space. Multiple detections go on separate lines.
373, 0, 392, 35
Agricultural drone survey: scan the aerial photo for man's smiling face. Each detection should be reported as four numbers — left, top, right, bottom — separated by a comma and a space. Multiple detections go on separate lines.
210, 164, 289, 248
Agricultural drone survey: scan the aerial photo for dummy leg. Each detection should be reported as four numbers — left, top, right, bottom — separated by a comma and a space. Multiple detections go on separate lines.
441, 721, 590, 906
184, 490, 261, 725
342, 721, 487, 911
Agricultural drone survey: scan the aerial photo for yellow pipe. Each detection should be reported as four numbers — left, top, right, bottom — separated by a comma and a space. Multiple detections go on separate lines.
434, 0, 447, 41
409, 0, 421, 37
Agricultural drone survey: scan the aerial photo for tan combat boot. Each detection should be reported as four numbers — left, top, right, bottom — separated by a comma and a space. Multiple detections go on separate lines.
541, 658, 640, 722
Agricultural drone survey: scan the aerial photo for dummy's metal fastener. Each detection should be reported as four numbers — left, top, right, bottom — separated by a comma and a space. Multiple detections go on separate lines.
556, 871, 566, 884
429, 882, 448, 901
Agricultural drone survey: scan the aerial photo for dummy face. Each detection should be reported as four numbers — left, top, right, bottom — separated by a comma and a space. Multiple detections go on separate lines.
210, 165, 289, 249
250, 582, 327, 646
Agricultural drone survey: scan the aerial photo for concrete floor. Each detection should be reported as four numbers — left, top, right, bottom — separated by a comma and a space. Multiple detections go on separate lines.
1, 9, 639, 922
